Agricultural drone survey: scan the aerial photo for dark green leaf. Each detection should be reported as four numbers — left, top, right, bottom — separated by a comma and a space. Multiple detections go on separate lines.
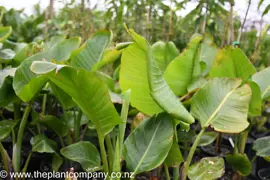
31, 135, 57, 153
123, 113, 174, 174
61, 141, 101, 172
226, 153, 252, 176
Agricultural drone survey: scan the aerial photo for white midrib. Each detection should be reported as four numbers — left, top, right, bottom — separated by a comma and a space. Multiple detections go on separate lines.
134, 119, 162, 173
204, 88, 236, 126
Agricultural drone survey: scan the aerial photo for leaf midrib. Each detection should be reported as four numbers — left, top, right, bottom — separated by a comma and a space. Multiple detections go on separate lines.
134, 118, 162, 173
204, 87, 236, 126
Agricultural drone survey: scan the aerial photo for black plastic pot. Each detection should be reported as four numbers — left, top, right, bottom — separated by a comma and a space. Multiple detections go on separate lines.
258, 168, 270, 180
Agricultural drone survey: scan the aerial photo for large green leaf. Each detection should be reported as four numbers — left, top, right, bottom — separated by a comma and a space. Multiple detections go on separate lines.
61, 141, 101, 171
0, 26, 12, 42
123, 113, 174, 174
164, 35, 203, 96
188, 157, 224, 180
226, 153, 251, 176
0, 120, 17, 140
164, 34, 217, 95
253, 136, 270, 157
121, 28, 194, 123
30, 63, 121, 136
209, 47, 256, 80
70, 30, 111, 71
13, 37, 81, 102
31, 135, 57, 153
151, 41, 179, 72
252, 67, 270, 100
191, 78, 251, 133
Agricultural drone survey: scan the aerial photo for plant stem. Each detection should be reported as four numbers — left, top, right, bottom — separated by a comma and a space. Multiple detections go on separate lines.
237, 0, 251, 42
182, 127, 206, 180
173, 166, 179, 180
105, 134, 114, 173
74, 109, 82, 142
0, 142, 9, 172
239, 129, 249, 154
164, 164, 170, 180
98, 136, 109, 174
13, 103, 32, 172
234, 134, 239, 154
22, 152, 32, 176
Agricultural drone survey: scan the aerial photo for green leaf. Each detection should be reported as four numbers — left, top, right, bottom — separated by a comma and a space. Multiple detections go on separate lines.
52, 153, 63, 171
71, 30, 111, 71
188, 157, 224, 180
31, 63, 121, 136
248, 80, 262, 116
262, 4, 270, 16
209, 47, 256, 80
226, 153, 251, 176
197, 131, 218, 147
122, 28, 194, 124
123, 113, 174, 174
0, 120, 17, 140
252, 67, 270, 100
0, 68, 17, 107
164, 35, 203, 96
164, 138, 183, 167
50, 82, 74, 109
0, 49, 15, 60
0, 26, 12, 42
151, 41, 179, 72
61, 141, 101, 171
253, 136, 270, 157
39, 115, 69, 137
91, 49, 122, 72
13, 37, 81, 102
31, 135, 57, 153
191, 78, 251, 133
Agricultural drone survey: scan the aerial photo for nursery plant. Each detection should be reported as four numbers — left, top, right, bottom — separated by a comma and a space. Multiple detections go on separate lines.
0, 8, 270, 179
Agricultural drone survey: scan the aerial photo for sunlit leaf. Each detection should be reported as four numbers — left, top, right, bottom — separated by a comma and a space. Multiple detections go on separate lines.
191, 78, 251, 133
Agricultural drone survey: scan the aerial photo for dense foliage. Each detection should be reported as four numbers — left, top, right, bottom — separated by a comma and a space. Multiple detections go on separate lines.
0, 0, 270, 180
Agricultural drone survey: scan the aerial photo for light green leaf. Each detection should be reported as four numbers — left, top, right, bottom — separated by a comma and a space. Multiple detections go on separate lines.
123, 113, 174, 174
252, 67, 270, 100
253, 136, 270, 157
191, 78, 251, 133
248, 80, 262, 116
91, 49, 122, 72
151, 41, 179, 72
226, 153, 251, 176
61, 141, 101, 171
122, 28, 194, 124
31, 135, 57, 153
71, 30, 111, 71
188, 157, 224, 180
0, 120, 17, 140
31, 63, 121, 136
0, 26, 12, 42
164, 35, 203, 96
13, 37, 81, 102
50, 82, 74, 109
197, 131, 218, 147
209, 47, 256, 80
0, 49, 15, 60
